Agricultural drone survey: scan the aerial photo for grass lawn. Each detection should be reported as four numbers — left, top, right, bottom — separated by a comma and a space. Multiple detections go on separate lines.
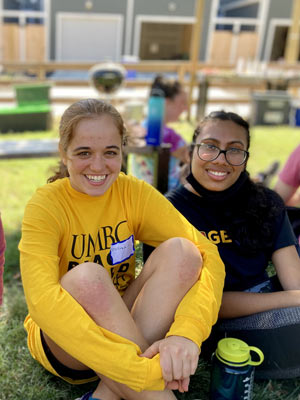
1, 124, 300, 399
0, 130, 58, 141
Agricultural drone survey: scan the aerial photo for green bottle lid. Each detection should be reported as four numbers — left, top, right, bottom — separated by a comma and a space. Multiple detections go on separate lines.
215, 338, 264, 367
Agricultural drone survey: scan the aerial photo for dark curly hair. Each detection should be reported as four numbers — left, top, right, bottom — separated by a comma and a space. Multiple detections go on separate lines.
225, 179, 285, 255
151, 75, 182, 100
193, 110, 250, 149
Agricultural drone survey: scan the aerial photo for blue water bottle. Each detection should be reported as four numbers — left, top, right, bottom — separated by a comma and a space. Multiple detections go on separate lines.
146, 88, 165, 146
210, 338, 264, 400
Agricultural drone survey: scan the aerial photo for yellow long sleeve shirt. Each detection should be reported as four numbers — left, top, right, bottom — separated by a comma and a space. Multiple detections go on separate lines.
19, 173, 225, 391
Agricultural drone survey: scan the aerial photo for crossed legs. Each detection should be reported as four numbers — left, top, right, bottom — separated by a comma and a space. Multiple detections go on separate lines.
43, 237, 202, 399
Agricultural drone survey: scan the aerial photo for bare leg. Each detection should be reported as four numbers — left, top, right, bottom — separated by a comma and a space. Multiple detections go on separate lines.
44, 237, 202, 399
126, 237, 202, 343
44, 263, 148, 400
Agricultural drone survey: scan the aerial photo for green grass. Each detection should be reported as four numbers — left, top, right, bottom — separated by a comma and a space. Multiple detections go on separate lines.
0, 287, 94, 400
1, 125, 300, 399
0, 130, 58, 141
0, 157, 58, 283
247, 125, 300, 186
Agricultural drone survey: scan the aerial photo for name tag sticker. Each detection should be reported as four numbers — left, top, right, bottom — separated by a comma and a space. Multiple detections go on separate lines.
110, 235, 135, 265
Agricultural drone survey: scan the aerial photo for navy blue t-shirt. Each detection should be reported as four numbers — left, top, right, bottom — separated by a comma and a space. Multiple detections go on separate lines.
166, 185, 299, 291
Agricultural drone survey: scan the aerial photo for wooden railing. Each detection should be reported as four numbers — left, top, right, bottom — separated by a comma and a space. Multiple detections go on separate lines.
0, 60, 235, 81
2, 60, 300, 79
0, 61, 299, 118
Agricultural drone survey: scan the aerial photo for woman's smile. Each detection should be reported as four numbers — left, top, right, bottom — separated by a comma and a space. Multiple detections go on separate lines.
206, 168, 229, 180
191, 120, 248, 192
63, 116, 122, 196
85, 174, 107, 184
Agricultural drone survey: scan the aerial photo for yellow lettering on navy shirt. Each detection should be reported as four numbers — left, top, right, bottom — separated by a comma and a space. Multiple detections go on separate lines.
205, 230, 232, 244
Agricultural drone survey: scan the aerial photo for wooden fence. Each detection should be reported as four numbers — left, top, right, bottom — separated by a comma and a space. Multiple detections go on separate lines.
0, 60, 229, 81
0, 61, 299, 119
1, 60, 300, 81
0, 24, 45, 63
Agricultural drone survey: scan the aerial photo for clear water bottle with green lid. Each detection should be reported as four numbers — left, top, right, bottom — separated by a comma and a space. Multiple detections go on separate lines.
209, 337, 264, 400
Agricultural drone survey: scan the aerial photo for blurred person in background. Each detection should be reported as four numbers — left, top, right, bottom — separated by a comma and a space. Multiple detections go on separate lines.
274, 143, 300, 207
148, 75, 190, 189
128, 75, 190, 190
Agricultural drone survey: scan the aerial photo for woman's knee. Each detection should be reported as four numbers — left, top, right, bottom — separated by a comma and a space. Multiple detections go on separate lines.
153, 237, 202, 283
61, 262, 111, 303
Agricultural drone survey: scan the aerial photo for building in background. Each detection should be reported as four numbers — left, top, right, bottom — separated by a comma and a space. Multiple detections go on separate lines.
0, 0, 45, 62
212, 0, 299, 63
48, 0, 200, 63
0, 0, 298, 64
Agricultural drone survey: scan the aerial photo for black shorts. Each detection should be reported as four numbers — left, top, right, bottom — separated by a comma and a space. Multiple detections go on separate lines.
40, 330, 97, 381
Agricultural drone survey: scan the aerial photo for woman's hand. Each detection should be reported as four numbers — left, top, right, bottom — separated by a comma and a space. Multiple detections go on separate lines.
140, 335, 200, 392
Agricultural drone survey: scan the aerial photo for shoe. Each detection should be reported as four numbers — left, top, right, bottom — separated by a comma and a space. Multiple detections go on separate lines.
255, 161, 280, 186
75, 391, 96, 400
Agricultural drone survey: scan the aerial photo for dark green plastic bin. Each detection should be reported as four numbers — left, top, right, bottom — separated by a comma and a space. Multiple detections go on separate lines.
0, 104, 52, 133
251, 91, 291, 126
14, 83, 51, 106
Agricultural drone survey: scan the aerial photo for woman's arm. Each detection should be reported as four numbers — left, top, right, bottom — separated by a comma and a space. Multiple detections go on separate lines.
219, 245, 300, 319
20, 191, 165, 392
272, 245, 300, 289
219, 290, 300, 318
274, 178, 298, 205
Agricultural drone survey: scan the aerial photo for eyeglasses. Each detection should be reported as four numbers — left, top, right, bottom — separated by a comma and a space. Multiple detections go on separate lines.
192, 143, 249, 166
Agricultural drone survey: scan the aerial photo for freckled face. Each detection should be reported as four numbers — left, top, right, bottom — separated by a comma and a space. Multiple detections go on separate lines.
191, 120, 248, 192
62, 116, 122, 196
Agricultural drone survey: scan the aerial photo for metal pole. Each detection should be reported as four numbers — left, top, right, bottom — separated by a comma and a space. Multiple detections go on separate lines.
284, 0, 300, 64
187, 0, 205, 120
